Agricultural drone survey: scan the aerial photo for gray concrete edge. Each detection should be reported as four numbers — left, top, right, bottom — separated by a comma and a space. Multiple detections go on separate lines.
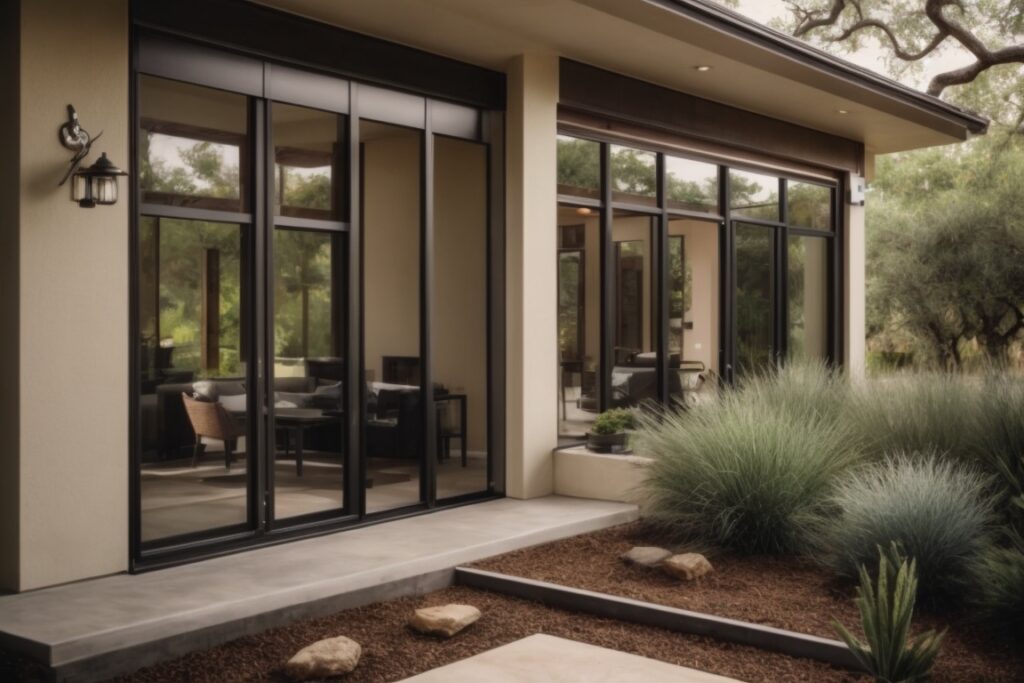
454, 567, 862, 671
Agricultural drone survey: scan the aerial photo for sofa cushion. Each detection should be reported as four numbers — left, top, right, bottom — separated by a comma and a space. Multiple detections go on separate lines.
193, 380, 245, 401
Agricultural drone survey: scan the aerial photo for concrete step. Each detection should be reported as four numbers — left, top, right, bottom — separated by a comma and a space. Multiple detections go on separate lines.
0, 496, 638, 682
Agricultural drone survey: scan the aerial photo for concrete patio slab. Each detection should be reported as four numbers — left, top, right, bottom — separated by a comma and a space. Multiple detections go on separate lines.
398, 634, 744, 682
0, 496, 637, 682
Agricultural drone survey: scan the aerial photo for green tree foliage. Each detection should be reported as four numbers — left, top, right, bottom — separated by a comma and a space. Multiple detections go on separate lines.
867, 136, 1024, 368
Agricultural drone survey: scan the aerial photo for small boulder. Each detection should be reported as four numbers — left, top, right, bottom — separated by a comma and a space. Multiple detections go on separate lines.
662, 553, 713, 581
284, 635, 361, 680
409, 603, 481, 637
620, 546, 672, 568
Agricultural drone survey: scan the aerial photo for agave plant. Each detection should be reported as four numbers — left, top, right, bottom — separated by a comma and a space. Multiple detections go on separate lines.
833, 544, 946, 683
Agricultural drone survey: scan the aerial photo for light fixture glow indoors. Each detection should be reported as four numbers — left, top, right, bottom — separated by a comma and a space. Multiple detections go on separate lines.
695, 65, 712, 72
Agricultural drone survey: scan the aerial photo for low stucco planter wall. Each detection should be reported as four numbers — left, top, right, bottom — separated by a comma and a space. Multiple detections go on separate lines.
553, 446, 652, 509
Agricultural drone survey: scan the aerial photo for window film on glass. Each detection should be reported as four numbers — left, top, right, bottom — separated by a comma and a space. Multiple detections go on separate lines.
137, 216, 252, 542
788, 236, 829, 361
139, 75, 248, 212
362, 120, 425, 513
611, 209, 659, 408
665, 156, 719, 214
272, 103, 347, 221
668, 218, 719, 404
610, 145, 657, 207
433, 135, 489, 498
787, 181, 832, 231
729, 169, 779, 222
556, 135, 600, 200
557, 204, 601, 437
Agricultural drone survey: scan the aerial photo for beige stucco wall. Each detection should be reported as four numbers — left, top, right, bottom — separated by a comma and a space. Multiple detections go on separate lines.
505, 54, 559, 498
14, 0, 130, 590
845, 191, 867, 378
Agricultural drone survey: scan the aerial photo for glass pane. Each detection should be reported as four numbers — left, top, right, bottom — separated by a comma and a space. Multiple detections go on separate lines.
557, 135, 600, 200
137, 216, 251, 542
666, 156, 719, 213
362, 121, 423, 513
139, 75, 248, 212
610, 145, 657, 206
668, 218, 720, 405
730, 169, 779, 222
558, 205, 601, 438
788, 236, 830, 361
273, 103, 346, 221
611, 209, 658, 408
272, 228, 346, 520
735, 223, 775, 378
433, 136, 489, 498
787, 181, 832, 231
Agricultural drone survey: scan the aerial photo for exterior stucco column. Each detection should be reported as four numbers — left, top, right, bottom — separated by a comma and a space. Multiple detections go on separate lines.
844, 170, 867, 379
13, 0, 130, 590
504, 54, 559, 498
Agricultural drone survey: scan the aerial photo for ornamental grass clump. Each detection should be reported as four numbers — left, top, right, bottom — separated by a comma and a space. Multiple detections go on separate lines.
636, 395, 861, 555
817, 455, 995, 603
834, 544, 945, 683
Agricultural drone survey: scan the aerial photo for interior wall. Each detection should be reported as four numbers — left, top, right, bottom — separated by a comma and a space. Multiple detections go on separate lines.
611, 216, 654, 354
434, 136, 488, 452
670, 219, 719, 372
0, 0, 22, 593
17, 0, 130, 590
363, 132, 421, 383
506, 53, 558, 498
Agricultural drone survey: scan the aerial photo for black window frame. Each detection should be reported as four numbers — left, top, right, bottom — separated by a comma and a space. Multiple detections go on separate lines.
129, 26, 505, 571
555, 130, 842, 422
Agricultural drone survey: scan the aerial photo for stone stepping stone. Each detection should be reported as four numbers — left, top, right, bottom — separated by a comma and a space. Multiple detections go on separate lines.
284, 635, 361, 680
409, 603, 481, 637
662, 552, 713, 581
620, 546, 672, 568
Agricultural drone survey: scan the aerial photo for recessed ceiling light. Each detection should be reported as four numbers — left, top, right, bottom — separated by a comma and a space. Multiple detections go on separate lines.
575, 207, 592, 216
837, 109, 849, 115
695, 65, 712, 72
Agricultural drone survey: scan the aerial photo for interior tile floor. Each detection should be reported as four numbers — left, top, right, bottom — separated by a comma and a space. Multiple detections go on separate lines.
141, 452, 489, 541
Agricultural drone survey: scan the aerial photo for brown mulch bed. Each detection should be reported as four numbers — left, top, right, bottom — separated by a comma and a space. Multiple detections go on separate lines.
472, 522, 1024, 683
0, 584, 856, 683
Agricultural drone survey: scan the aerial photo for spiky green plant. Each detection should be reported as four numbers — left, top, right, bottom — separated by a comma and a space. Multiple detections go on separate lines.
834, 544, 946, 683
970, 539, 1024, 638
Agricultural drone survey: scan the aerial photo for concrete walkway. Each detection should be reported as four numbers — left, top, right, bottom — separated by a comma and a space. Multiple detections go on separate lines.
399, 634, 744, 682
0, 496, 637, 682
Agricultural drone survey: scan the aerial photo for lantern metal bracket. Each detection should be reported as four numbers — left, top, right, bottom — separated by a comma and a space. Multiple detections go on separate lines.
58, 104, 103, 186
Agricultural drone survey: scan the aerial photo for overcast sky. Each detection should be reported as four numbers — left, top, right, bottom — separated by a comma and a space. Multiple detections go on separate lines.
730, 0, 971, 92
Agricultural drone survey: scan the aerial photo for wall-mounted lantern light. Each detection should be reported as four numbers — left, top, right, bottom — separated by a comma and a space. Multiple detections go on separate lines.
58, 104, 127, 208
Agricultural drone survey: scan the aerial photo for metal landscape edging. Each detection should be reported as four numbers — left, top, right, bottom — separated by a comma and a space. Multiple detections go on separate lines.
454, 566, 862, 671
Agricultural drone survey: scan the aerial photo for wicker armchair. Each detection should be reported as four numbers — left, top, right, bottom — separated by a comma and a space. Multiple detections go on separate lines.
181, 393, 245, 469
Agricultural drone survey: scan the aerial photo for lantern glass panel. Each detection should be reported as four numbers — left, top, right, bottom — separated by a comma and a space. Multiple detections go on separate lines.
72, 173, 90, 203
95, 175, 118, 204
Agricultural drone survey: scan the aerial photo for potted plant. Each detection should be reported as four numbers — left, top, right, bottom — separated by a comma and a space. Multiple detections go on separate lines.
586, 408, 636, 454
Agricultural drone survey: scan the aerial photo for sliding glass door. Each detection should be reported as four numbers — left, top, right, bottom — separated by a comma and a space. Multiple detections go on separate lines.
132, 39, 499, 565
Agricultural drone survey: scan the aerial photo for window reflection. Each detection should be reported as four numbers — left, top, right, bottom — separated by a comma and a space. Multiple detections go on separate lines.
666, 156, 719, 213
273, 103, 346, 221
558, 205, 601, 437
611, 209, 658, 408
730, 169, 779, 222
787, 182, 832, 231
139, 76, 247, 212
668, 218, 719, 404
557, 135, 600, 200
788, 236, 829, 360
735, 223, 775, 378
611, 145, 657, 206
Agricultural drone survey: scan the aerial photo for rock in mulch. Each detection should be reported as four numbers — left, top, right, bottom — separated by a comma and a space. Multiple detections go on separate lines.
409, 604, 481, 637
662, 553, 713, 581
284, 635, 361, 680
620, 546, 672, 568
